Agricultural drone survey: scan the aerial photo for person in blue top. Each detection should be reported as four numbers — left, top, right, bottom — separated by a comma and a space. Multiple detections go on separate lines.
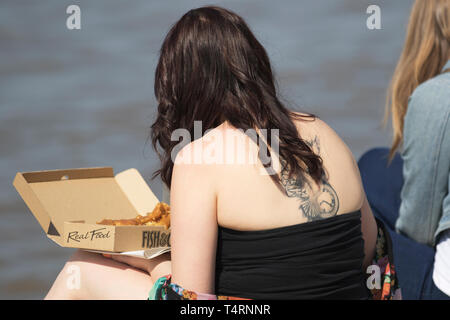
358, 0, 450, 300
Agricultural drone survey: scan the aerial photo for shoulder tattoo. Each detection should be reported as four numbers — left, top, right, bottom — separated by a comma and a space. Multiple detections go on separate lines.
280, 136, 339, 221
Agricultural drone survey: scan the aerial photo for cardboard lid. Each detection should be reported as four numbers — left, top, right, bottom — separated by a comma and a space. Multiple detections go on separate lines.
115, 168, 160, 216
13, 167, 159, 245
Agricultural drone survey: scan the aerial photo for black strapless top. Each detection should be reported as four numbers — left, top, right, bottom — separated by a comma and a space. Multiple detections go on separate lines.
215, 210, 370, 299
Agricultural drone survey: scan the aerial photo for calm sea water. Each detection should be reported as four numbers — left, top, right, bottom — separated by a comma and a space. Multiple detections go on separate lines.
0, 0, 413, 299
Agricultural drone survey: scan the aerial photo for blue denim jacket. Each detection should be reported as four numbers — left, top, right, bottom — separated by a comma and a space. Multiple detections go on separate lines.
396, 60, 450, 246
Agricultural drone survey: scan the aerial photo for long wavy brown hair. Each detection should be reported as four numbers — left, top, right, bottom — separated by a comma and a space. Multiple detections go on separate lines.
151, 6, 323, 188
385, 0, 450, 159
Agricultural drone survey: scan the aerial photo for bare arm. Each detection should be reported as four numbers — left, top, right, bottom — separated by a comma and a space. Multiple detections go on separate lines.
169, 146, 218, 293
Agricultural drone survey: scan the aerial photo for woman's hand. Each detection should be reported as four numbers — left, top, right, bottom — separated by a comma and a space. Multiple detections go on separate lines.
104, 252, 171, 279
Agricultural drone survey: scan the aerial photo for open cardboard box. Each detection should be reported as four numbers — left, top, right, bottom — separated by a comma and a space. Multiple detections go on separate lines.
12, 167, 171, 259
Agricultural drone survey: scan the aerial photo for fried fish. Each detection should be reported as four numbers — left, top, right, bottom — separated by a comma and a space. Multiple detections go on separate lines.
96, 202, 170, 229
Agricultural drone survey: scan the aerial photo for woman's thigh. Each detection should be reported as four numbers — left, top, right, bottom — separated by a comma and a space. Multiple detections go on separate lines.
45, 250, 153, 300
358, 147, 404, 229
358, 147, 449, 300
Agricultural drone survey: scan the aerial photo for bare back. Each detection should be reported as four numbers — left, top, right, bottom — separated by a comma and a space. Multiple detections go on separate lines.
170, 114, 377, 293
213, 116, 366, 231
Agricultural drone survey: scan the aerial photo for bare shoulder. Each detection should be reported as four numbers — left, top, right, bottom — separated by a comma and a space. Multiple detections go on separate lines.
172, 121, 245, 176
291, 113, 353, 158
173, 129, 217, 169
171, 133, 219, 205
291, 112, 364, 212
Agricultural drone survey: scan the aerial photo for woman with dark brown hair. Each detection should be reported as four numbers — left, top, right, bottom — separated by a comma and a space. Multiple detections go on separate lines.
45, 6, 388, 300
359, 0, 450, 300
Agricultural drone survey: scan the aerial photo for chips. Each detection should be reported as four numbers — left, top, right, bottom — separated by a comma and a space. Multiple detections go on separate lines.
96, 202, 170, 229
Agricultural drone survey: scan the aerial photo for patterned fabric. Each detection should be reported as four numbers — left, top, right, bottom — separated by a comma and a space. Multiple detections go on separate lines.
149, 218, 402, 300
148, 275, 249, 300
368, 217, 402, 300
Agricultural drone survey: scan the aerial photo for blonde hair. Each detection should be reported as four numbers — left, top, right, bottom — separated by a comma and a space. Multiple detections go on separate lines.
385, 0, 450, 159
